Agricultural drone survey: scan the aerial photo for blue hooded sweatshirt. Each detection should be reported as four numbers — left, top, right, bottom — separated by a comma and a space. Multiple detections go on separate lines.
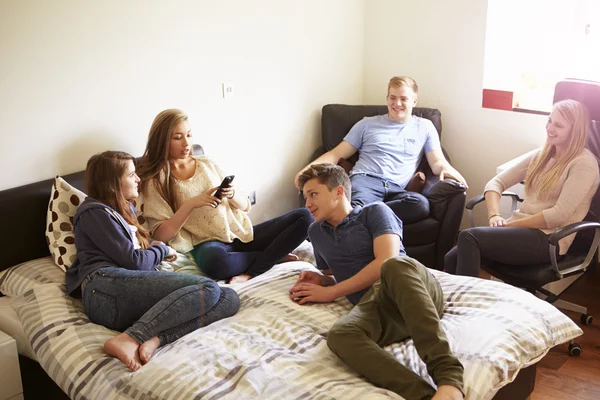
65, 197, 169, 296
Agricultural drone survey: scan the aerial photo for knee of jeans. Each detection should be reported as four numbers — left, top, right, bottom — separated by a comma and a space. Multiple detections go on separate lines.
195, 244, 229, 268
327, 322, 363, 353
411, 193, 430, 217
444, 248, 458, 274
198, 276, 220, 293
220, 287, 241, 316
297, 208, 314, 227
457, 229, 478, 247
381, 257, 420, 285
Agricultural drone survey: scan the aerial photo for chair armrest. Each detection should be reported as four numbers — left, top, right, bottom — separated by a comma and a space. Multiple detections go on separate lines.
466, 191, 522, 227
465, 194, 484, 211
465, 191, 521, 210
548, 221, 600, 245
547, 221, 600, 278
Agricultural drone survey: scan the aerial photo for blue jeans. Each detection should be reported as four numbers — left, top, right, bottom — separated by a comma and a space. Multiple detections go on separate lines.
191, 208, 313, 279
350, 174, 430, 224
82, 267, 240, 345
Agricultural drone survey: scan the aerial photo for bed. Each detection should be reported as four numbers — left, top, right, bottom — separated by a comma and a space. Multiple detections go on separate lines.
0, 170, 583, 400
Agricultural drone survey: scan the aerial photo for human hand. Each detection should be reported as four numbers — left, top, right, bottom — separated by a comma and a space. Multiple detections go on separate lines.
150, 240, 164, 246
217, 183, 236, 200
188, 187, 222, 209
489, 215, 507, 227
290, 271, 325, 290
289, 283, 336, 305
163, 246, 177, 262
439, 167, 468, 189
431, 385, 463, 400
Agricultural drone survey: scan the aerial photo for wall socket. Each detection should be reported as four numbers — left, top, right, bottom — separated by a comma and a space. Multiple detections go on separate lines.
248, 191, 256, 205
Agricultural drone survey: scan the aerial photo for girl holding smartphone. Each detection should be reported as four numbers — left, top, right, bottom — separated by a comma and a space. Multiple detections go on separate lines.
138, 109, 313, 283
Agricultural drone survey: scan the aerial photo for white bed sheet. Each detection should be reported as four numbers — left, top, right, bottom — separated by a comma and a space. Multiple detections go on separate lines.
0, 295, 37, 360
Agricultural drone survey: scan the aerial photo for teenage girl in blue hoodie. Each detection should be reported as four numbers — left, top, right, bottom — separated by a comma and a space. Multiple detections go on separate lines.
65, 151, 240, 371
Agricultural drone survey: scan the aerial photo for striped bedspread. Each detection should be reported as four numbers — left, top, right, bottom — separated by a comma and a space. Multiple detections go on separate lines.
14, 261, 581, 400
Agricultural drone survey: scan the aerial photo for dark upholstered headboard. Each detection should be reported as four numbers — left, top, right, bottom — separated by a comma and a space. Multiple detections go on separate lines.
0, 170, 86, 272
0, 144, 205, 272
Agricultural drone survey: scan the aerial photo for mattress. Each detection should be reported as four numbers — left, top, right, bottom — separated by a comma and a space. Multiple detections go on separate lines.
0, 295, 36, 360
12, 261, 582, 400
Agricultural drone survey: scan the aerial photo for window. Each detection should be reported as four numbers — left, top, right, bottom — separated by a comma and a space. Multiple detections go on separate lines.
483, 0, 600, 112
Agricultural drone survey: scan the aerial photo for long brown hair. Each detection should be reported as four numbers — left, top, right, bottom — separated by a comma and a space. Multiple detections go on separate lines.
137, 109, 190, 211
85, 151, 150, 249
525, 100, 590, 198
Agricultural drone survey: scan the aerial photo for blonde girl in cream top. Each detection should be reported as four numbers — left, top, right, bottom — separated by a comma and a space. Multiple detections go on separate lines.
444, 100, 599, 277
138, 109, 313, 283
143, 156, 253, 253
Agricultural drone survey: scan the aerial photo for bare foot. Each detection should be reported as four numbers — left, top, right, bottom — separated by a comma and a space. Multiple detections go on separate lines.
104, 333, 142, 372
432, 385, 463, 400
139, 336, 160, 364
277, 253, 299, 264
229, 273, 252, 284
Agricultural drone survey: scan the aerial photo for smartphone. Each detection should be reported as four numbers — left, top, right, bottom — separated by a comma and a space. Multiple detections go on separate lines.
214, 175, 235, 198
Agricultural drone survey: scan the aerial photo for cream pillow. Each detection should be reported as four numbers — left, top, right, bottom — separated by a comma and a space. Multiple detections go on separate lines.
46, 177, 87, 271
0, 256, 65, 297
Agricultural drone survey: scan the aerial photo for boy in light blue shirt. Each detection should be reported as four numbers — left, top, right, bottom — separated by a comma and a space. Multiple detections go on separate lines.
295, 76, 467, 225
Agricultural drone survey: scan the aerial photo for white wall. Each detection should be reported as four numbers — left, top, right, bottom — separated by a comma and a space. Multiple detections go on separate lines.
0, 0, 365, 222
363, 0, 548, 226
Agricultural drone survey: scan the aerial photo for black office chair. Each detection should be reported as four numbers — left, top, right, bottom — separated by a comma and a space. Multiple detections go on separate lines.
466, 78, 600, 357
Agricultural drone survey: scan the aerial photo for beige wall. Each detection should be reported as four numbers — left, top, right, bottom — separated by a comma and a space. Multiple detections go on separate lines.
0, 0, 365, 222
363, 0, 548, 226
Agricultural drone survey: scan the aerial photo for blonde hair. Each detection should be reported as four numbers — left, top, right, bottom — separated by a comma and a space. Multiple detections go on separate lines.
388, 76, 418, 96
137, 109, 191, 211
525, 100, 590, 198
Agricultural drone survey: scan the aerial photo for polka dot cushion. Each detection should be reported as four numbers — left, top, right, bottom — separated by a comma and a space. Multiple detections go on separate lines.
46, 177, 87, 271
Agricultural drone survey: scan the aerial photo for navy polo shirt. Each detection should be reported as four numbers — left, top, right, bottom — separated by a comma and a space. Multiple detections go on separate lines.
308, 202, 405, 305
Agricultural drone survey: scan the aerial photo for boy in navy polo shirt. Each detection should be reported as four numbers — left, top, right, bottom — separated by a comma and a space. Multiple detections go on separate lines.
294, 76, 467, 225
290, 163, 463, 400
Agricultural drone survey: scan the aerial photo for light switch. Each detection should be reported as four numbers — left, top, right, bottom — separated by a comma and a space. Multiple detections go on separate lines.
222, 83, 235, 99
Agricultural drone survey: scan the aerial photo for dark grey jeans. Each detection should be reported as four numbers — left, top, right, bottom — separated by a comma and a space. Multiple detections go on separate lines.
444, 226, 551, 277
192, 208, 313, 279
82, 267, 240, 346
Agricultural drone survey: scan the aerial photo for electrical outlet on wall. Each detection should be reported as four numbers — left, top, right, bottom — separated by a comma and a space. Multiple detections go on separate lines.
248, 191, 256, 205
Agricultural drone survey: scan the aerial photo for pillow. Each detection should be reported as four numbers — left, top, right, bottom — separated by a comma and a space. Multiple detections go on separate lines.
291, 240, 317, 266
0, 257, 65, 297
159, 251, 207, 276
46, 177, 87, 271
405, 171, 426, 193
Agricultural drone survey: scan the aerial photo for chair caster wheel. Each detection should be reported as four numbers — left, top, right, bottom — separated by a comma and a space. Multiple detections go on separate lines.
580, 314, 593, 325
568, 342, 582, 357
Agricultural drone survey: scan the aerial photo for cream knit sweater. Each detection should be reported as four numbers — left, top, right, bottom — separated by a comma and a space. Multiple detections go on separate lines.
485, 148, 599, 255
142, 156, 253, 253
